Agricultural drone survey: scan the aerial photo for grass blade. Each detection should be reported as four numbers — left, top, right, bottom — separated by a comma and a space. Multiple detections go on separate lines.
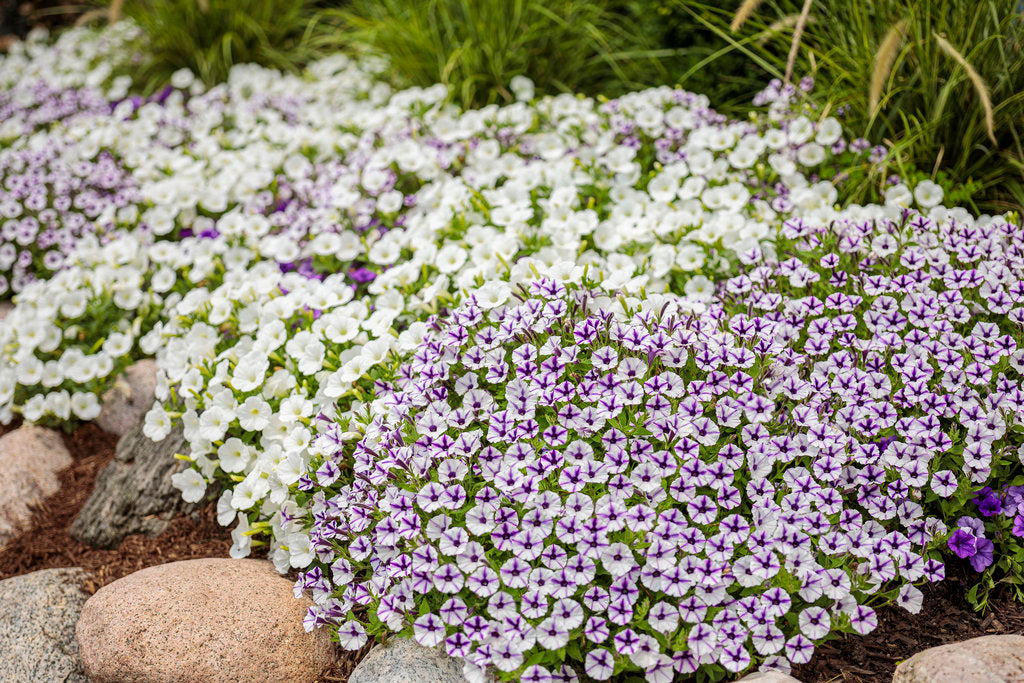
933, 31, 997, 146
784, 0, 814, 84
869, 18, 907, 115
731, 0, 763, 33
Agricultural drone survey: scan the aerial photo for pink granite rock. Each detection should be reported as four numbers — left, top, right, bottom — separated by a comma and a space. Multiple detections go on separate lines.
76, 558, 336, 683
0, 425, 71, 549
96, 359, 158, 436
892, 634, 1024, 682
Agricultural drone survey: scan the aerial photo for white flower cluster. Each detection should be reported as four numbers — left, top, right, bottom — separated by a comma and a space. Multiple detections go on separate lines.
0, 232, 231, 424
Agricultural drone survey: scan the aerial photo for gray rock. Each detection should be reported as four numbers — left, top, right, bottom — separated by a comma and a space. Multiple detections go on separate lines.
738, 672, 804, 682
69, 416, 193, 549
892, 634, 1024, 682
0, 426, 71, 549
349, 638, 469, 683
0, 568, 91, 682
96, 359, 158, 436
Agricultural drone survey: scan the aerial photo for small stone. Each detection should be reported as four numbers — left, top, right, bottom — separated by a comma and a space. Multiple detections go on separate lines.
96, 359, 158, 436
892, 634, 1024, 682
349, 638, 469, 683
0, 568, 91, 682
0, 425, 71, 549
76, 558, 336, 683
70, 417, 191, 548
737, 672, 804, 682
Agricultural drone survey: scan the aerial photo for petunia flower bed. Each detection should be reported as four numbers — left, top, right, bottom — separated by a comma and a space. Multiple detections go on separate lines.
298, 277, 914, 680
2, 19, 1024, 683
299, 204, 1024, 679
123, 56, 886, 576
717, 210, 1024, 614
288, 203, 1024, 680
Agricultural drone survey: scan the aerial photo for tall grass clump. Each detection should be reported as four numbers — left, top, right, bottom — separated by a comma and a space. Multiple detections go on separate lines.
116, 0, 324, 93
705, 0, 1024, 212
319, 0, 672, 109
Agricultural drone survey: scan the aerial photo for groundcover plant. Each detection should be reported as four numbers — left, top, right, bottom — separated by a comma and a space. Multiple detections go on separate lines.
144, 82, 878, 575
2, 19, 1022, 683
298, 203, 1024, 680
303, 276, 933, 680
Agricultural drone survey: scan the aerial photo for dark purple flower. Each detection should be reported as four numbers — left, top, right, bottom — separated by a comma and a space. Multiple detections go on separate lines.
153, 85, 175, 104
969, 538, 995, 572
348, 267, 377, 283
977, 495, 1003, 517
948, 528, 977, 559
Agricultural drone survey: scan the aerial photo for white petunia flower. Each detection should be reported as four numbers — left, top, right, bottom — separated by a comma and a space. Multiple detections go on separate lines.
170, 468, 206, 503
913, 180, 944, 208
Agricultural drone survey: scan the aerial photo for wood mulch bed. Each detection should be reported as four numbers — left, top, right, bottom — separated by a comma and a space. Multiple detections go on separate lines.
0, 421, 233, 589
3, 420, 1024, 682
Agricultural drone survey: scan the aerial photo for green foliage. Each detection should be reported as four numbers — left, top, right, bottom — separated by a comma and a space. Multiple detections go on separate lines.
611, 1, 774, 109
319, 0, 782, 110
117, 0, 325, 93
318, 0, 673, 108
681, 0, 1024, 212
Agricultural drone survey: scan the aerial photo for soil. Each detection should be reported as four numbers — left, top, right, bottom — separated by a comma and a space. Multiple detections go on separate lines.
0, 421, 231, 588
3, 419, 1024, 682
794, 567, 1024, 682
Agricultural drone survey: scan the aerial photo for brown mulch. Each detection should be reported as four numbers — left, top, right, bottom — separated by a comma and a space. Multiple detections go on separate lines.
794, 567, 1024, 682
321, 642, 375, 683
5, 421, 1024, 682
0, 422, 233, 590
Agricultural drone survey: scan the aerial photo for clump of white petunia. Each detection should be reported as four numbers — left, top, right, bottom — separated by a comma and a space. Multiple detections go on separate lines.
0, 232, 242, 425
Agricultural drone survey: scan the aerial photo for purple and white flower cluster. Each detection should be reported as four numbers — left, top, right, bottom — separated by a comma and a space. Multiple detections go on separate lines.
303, 271, 954, 680
0, 82, 110, 140
295, 200, 1024, 679
0, 138, 141, 295
719, 209, 1024, 591
718, 209, 1024, 496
